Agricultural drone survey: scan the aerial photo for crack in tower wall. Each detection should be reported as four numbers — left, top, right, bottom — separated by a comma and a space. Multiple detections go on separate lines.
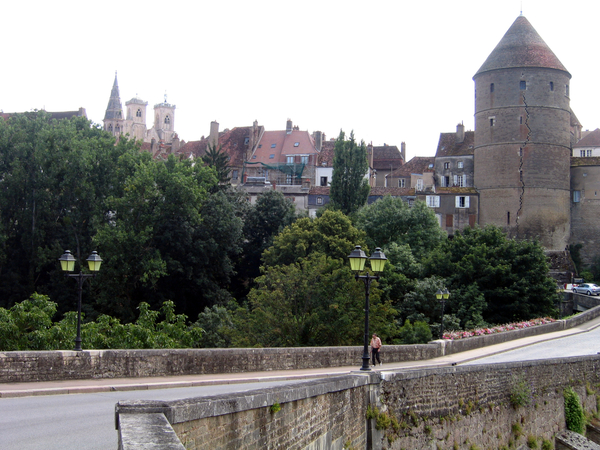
516, 87, 532, 236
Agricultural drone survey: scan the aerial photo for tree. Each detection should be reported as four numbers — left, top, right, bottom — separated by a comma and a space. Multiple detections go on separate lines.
356, 196, 445, 259
202, 143, 231, 187
261, 209, 367, 268
234, 190, 297, 298
424, 226, 558, 324
236, 253, 396, 347
329, 130, 370, 216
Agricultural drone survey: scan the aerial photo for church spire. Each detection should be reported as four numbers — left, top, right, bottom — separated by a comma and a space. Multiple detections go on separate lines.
104, 71, 124, 121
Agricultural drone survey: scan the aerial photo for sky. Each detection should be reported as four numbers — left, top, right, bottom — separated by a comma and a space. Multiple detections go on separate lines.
3, 0, 599, 161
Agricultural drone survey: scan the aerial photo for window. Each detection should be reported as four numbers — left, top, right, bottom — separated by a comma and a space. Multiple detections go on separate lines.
301, 156, 308, 165
566, 85, 570, 97
573, 190, 581, 203
442, 176, 450, 187
294, 142, 300, 147
456, 196, 470, 208
252, 155, 257, 159
550, 82, 554, 91
317, 197, 323, 205
426, 195, 440, 207
587, 150, 593, 157
489, 117, 496, 127
320, 177, 328, 187
453, 175, 465, 187
286, 156, 294, 164
232, 170, 238, 180
520, 80, 526, 90
520, 116, 523, 125
271, 144, 276, 148
507, 211, 510, 225
136, 109, 142, 117
416, 179, 423, 191
444, 162, 450, 169
269, 154, 275, 159
580, 150, 586, 157
490, 83, 494, 93
244, 137, 250, 145
164, 115, 170, 124
458, 161, 464, 169
399, 178, 405, 188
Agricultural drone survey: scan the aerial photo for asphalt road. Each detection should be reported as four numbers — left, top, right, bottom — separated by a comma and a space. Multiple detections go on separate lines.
463, 324, 600, 365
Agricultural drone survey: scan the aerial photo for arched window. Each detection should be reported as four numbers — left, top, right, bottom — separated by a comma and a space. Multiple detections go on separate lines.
136, 109, 142, 117
164, 115, 170, 124
108, 124, 113, 132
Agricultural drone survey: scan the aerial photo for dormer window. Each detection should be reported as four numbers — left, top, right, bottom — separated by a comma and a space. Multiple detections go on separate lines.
271, 144, 276, 148
294, 142, 300, 147
244, 137, 250, 145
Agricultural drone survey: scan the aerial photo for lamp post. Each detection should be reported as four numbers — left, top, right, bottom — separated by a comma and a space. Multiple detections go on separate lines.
348, 245, 387, 371
59, 250, 103, 351
436, 288, 450, 339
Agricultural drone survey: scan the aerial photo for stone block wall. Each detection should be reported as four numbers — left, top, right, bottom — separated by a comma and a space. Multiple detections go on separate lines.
117, 355, 600, 449
117, 375, 374, 450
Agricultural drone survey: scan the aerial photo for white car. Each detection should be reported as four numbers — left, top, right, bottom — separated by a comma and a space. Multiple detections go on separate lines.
572, 283, 600, 296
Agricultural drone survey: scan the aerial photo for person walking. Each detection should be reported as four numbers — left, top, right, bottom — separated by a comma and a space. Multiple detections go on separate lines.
370, 333, 382, 366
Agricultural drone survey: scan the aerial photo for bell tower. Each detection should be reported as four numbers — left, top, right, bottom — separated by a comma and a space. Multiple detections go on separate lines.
473, 15, 572, 250
153, 93, 176, 142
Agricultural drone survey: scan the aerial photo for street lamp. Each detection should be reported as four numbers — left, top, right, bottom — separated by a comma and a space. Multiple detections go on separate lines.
348, 245, 387, 371
59, 250, 103, 351
436, 288, 450, 339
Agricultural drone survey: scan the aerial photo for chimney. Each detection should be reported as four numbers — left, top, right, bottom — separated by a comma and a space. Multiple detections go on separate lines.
456, 122, 465, 143
286, 119, 293, 134
209, 121, 219, 147
400, 142, 406, 161
314, 131, 323, 151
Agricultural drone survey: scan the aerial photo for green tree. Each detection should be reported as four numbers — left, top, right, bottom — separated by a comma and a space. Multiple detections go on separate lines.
0, 112, 139, 312
238, 253, 396, 347
235, 190, 297, 297
356, 196, 445, 259
202, 143, 231, 187
329, 130, 370, 216
262, 209, 366, 268
424, 226, 558, 324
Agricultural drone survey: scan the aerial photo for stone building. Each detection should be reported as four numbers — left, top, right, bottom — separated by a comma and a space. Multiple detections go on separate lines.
473, 14, 573, 252
102, 73, 181, 157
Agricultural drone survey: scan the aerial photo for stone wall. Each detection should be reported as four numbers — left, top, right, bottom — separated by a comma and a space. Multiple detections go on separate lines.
116, 355, 600, 449
2, 303, 600, 383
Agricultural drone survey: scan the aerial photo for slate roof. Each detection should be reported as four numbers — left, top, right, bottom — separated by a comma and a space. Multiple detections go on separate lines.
371, 145, 404, 170
475, 15, 570, 77
104, 73, 124, 120
389, 157, 435, 177
435, 131, 475, 157
574, 129, 600, 148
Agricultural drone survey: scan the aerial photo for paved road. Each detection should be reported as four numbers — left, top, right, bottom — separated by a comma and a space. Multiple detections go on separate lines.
464, 323, 600, 365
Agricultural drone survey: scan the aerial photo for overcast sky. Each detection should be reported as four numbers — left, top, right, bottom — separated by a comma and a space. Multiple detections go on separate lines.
3, 0, 598, 161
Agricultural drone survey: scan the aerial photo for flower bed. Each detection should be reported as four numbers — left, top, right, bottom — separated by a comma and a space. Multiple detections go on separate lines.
442, 317, 557, 340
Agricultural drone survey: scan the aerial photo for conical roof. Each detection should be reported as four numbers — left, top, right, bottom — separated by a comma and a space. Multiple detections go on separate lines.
104, 72, 124, 120
474, 15, 570, 77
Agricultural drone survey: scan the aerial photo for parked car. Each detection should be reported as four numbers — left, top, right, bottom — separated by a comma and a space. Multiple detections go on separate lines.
572, 283, 600, 296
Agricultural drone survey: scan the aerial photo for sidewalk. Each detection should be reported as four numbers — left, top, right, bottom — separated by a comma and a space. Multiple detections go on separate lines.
2, 315, 600, 399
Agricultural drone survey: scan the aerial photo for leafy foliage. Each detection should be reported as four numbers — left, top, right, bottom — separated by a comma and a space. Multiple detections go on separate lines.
329, 130, 370, 216
564, 386, 585, 434
0, 294, 202, 350
424, 226, 558, 324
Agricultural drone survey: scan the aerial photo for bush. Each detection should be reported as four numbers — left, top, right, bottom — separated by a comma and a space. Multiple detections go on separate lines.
564, 387, 585, 434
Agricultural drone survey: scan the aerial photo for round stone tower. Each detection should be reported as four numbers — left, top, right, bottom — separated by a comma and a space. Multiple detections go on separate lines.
473, 15, 572, 250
